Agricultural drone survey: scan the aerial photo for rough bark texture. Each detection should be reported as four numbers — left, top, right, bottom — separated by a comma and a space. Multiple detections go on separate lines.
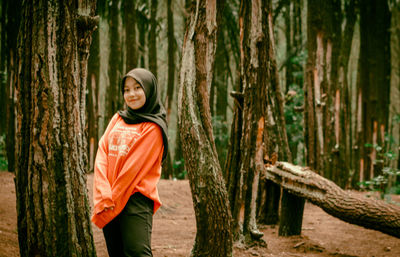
265, 162, 400, 239
14, 0, 97, 256
227, 0, 270, 242
178, 0, 232, 256
357, 0, 391, 181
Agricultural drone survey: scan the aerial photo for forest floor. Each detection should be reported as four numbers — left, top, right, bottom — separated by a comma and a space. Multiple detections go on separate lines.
0, 171, 399, 257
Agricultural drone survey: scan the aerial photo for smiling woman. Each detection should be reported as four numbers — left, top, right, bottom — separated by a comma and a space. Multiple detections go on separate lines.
123, 77, 146, 110
92, 68, 169, 257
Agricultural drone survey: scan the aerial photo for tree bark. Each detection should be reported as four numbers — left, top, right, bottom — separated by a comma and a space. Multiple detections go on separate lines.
265, 162, 400, 239
14, 0, 97, 256
178, 0, 233, 256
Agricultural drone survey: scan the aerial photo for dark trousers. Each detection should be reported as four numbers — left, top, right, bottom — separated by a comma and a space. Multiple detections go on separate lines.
103, 193, 154, 257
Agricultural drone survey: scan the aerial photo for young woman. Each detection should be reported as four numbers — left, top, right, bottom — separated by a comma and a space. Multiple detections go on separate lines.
92, 68, 168, 257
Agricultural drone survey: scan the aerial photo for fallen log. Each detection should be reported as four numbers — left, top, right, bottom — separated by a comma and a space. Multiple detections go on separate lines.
264, 162, 400, 238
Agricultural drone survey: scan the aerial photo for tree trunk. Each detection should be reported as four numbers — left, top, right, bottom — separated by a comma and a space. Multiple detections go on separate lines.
0, 1, 5, 136
265, 162, 400, 239
338, 0, 357, 187
178, 0, 233, 256
105, 0, 123, 125
304, 0, 342, 180
87, 11, 100, 173
14, 1, 97, 256
4, 0, 22, 172
148, 0, 157, 77
124, 0, 138, 70
357, 0, 391, 181
162, 0, 176, 179
262, 2, 305, 236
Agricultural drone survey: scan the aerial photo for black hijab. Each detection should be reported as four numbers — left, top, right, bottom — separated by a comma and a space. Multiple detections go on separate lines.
118, 68, 168, 161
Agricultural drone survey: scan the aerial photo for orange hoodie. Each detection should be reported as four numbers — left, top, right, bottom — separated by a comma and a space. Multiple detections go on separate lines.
91, 113, 164, 229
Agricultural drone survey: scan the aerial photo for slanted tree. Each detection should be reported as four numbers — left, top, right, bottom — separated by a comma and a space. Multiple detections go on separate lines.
14, 0, 97, 256
265, 162, 400, 239
178, 0, 233, 256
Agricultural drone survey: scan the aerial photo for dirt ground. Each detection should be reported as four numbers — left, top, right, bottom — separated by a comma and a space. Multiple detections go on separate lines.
0, 171, 399, 257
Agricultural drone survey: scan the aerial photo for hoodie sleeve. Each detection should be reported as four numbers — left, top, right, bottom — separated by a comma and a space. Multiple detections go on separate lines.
93, 114, 119, 214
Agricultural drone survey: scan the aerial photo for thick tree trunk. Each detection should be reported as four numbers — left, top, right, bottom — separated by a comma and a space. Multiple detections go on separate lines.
178, 0, 232, 256
14, 1, 97, 256
265, 162, 400, 239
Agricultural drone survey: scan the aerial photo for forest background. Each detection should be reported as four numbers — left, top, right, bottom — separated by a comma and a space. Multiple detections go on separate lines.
0, 0, 400, 256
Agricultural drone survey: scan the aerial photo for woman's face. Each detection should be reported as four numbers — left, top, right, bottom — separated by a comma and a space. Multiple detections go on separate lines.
123, 77, 146, 110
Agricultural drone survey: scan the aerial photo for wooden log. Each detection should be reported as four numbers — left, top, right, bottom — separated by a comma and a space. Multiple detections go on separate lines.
264, 162, 400, 238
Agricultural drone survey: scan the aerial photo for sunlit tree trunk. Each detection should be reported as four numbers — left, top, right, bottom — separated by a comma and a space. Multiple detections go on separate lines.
14, 0, 97, 256
178, 0, 233, 256
356, 0, 391, 182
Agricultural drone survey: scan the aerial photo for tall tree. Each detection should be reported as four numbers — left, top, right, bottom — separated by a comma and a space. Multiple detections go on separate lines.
105, 0, 123, 127
304, 0, 343, 182
338, 0, 358, 187
356, 0, 391, 183
178, 0, 233, 256
4, 0, 22, 172
124, 0, 138, 70
162, 0, 176, 179
148, 0, 158, 77
14, 0, 97, 256
0, 1, 5, 136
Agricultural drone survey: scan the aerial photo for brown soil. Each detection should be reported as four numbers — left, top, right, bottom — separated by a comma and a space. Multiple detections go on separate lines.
0, 171, 399, 257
